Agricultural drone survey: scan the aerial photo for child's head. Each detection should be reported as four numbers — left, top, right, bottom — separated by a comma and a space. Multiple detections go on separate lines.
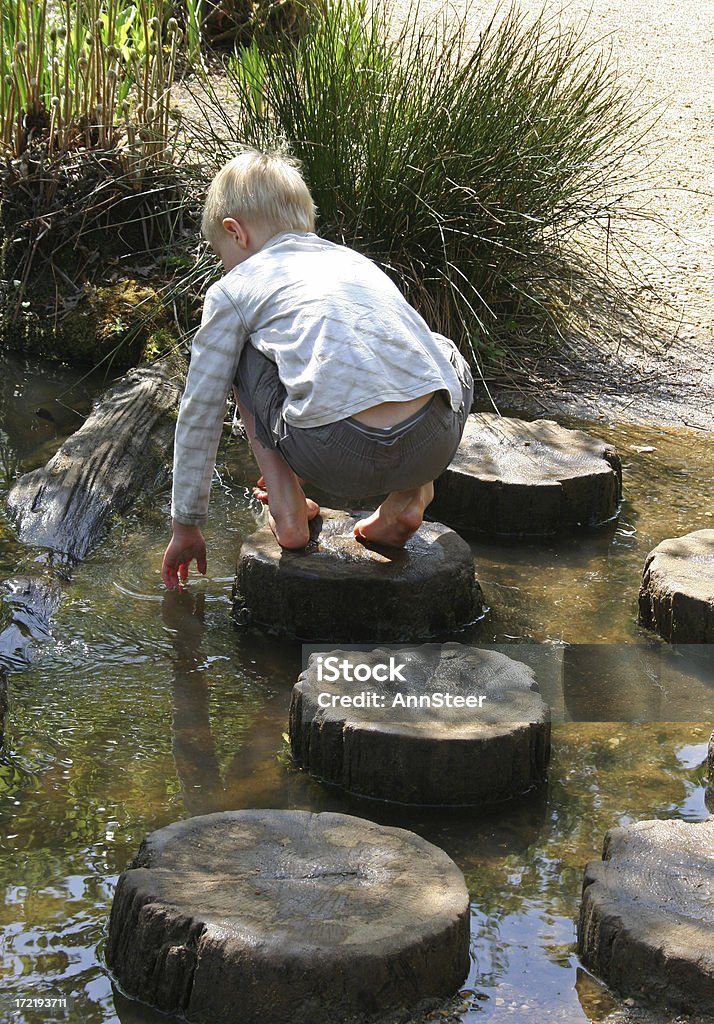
201, 148, 316, 249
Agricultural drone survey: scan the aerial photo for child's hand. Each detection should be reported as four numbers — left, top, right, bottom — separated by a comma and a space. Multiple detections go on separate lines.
161, 521, 207, 590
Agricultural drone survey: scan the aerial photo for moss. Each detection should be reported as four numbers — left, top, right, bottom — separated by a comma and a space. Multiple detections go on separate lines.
0, 278, 175, 368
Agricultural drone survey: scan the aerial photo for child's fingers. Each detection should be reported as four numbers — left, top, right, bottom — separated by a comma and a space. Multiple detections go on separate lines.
178, 561, 190, 584
197, 553, 207, 575
161, 561, 178, 590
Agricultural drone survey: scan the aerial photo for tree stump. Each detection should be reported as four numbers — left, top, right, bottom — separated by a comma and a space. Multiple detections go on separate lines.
639, 530, 714, 643
289, 644, 551, 804
6, 358, 182, 560
430, 413, 621, 535
578, 818, 714, 1014
233, 510, 484, 641
106, 809, 470, 1024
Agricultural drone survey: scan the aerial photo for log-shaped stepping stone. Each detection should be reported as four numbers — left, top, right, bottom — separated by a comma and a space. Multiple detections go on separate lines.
429, 413, 621, 535
106, 809, 470, 1024
233, 510, 483, 641
639, 530, 714, 643
578, 818, 714, 1014
289, 644, 550, 804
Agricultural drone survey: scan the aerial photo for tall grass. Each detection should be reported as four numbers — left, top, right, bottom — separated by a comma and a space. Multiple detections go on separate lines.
185, 0, 654, 363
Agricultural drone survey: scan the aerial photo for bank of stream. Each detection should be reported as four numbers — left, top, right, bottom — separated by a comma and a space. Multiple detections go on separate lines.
0, 354, 712, 1024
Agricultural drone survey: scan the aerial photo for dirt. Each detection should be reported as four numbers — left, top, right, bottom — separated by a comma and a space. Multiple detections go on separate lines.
437, 0, 714, 431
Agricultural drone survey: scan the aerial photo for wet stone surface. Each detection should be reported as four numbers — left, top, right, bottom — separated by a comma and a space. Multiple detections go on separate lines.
639, 530, 714, 642
106, 809, 471, 1024
289, 644, 551, 805
233, 509, 484, 642
578, 817, 714, 1014
430, 413, 622, 536
0, 668, 7, 748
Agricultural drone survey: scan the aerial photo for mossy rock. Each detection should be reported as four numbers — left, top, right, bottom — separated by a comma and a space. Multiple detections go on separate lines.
0, 278, 173, 367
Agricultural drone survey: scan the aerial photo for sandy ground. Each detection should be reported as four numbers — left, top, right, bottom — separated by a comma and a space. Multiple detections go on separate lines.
387, 0, 714, 430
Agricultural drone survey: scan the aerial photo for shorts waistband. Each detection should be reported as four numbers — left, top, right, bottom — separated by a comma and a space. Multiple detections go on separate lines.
344, 393, 438, 441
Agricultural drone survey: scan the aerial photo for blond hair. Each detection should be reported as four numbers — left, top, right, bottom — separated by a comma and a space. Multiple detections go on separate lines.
201, 148, 316, 245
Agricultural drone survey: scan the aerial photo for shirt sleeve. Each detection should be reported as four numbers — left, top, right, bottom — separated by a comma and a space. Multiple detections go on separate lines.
171, 282, 248, 526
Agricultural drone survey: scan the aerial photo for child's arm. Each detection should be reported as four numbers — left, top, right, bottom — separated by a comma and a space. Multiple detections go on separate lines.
161, 283, 247, 588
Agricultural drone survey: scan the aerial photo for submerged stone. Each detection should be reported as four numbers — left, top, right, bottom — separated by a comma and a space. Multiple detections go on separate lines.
638, 530, 714, 643
233, 510, 484, 641
0, 576, 61, 671
430, 413, 621, 535
578, 818, 714, 1014
0, 669, 7, 748
106, 809, 470, 1024
289, 643, 551, 805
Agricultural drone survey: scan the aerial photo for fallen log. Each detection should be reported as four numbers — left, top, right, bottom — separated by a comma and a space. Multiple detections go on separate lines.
6, 358, 182, 560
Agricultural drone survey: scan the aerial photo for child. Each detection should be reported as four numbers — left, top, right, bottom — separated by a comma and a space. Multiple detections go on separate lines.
161, 149, 473, 590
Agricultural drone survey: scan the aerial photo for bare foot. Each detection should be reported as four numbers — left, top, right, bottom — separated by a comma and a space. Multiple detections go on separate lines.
253, 476, 320, 520
354, 483, 434, 547
268, 508, 311, 549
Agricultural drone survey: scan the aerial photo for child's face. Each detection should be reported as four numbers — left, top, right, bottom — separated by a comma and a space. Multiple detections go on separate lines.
213, 217, 273, 273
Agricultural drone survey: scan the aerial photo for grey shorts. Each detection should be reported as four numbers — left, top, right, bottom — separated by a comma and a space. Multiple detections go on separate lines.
233, 343, 474, 497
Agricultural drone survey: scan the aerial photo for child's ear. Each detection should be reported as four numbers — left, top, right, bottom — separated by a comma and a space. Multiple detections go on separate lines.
222, 217, 249, 250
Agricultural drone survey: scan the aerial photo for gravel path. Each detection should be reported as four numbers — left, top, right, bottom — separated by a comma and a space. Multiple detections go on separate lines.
393, 0, 714, 429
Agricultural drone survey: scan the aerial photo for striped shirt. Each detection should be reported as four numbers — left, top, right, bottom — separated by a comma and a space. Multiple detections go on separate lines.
171, 232, 464, 525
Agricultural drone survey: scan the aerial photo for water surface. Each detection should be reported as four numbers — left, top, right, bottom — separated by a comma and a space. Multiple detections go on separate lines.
1, 359, 712, 1023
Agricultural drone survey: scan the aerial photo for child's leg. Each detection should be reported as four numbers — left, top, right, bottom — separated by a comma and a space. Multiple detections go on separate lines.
235, 397, 316, 549
354, 482, 435, 547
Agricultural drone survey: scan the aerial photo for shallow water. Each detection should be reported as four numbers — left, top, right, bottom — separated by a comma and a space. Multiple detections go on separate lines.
0, 358, 713, 1024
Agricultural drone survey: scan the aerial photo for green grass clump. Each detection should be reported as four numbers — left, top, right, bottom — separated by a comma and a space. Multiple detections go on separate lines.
186, 0, 651, 364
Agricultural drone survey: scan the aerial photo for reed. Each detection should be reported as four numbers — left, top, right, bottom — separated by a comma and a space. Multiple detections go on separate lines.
0, 0, 182, 165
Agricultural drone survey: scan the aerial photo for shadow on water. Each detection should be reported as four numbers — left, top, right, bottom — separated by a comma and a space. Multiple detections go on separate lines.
0, 369, 713, 1023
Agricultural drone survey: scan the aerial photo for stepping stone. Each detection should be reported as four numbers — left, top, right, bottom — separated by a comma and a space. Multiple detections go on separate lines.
429, 413, 621, 535
639, 530, 714, 643
106, 809, 470, 1024
578, 818, 714, 1014
289, 643, 551, 804
233, 510, 483, 641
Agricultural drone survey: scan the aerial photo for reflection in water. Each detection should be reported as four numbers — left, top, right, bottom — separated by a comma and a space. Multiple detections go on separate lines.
0, 390, 713, 1024
162, 591, 223, 815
